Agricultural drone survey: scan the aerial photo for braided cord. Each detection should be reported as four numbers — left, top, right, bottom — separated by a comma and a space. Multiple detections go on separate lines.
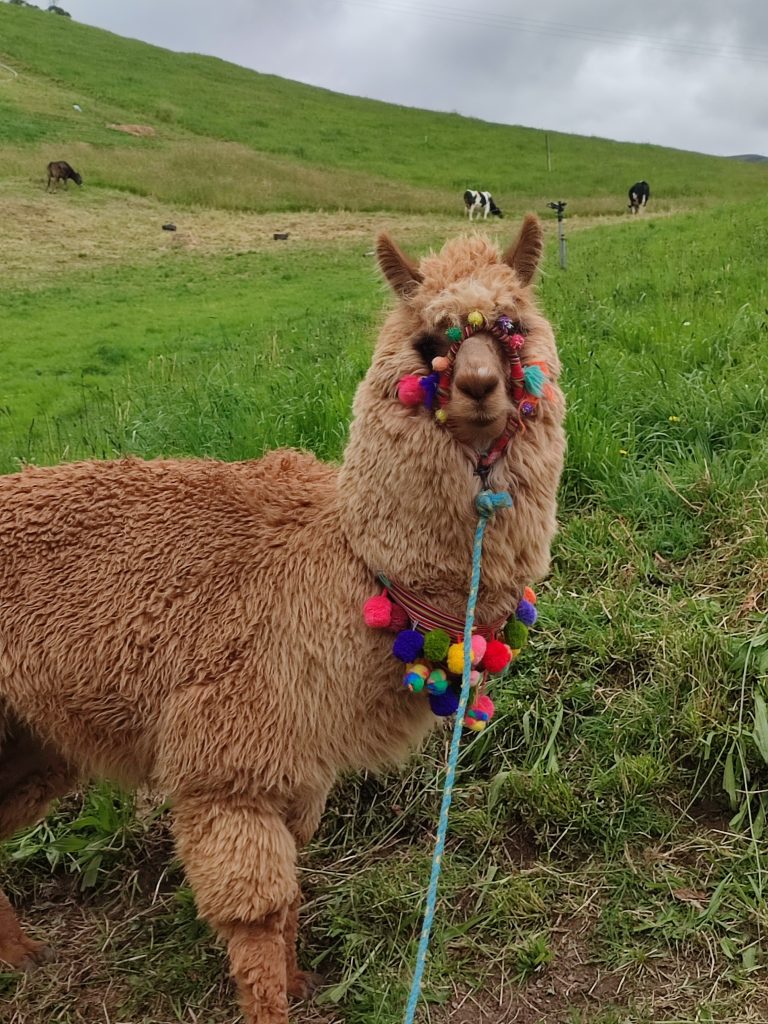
403, 488, 513, 1023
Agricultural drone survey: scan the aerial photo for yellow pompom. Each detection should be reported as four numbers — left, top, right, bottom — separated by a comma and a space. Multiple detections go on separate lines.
509, 648, 521, 659
435, 409, 448, 423
406, 662, 429, 678
468, 310, 484, 327
465, 719, 486, 732
447, 643, 465, 675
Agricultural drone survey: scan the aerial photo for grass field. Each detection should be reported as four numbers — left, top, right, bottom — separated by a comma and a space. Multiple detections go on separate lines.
2, 6, 768, 1024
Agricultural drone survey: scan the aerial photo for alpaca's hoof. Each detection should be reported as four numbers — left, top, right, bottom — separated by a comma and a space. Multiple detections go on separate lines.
0, 938, 54, 972
287, 970, 324, 1001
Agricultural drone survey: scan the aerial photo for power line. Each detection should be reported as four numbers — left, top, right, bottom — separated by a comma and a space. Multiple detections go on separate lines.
334, 0, 768, 66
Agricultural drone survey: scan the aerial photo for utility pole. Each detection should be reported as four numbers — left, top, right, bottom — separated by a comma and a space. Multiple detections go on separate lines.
547, 201, 567, 270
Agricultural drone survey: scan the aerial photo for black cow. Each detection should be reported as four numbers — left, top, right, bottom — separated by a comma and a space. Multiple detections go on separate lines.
463, 189, 503, 220
47, 160, 83, 191
628, 180, 650, 214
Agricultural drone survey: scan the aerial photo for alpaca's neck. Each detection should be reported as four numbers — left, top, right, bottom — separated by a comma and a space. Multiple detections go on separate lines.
338, 389, 554, 623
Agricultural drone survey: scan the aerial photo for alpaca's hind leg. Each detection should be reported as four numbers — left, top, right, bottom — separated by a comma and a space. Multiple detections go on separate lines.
173, 795, 299, 1024
0, 716, 75, 970
283, 788, 327, 1000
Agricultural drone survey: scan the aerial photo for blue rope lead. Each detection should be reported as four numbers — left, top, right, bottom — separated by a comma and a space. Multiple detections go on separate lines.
403, 488, 513, 1024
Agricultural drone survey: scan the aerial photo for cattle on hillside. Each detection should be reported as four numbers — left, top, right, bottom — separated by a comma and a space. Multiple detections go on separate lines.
463, 189, 503, 220
46, 161, 83, 191
628, 180, 650, 214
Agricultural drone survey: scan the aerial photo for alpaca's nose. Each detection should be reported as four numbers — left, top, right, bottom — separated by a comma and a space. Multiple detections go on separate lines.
455, 373, 500, 401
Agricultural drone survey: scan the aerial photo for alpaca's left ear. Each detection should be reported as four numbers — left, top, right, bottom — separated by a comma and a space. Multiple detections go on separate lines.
376, 233, 423, 297
502, 214, 544, 286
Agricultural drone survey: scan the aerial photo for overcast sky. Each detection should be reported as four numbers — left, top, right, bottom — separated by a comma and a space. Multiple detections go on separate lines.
62, 0, 768, 157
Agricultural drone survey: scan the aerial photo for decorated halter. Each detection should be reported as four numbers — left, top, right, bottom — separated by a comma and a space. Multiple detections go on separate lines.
397, 310, 552, 477
363, 580, 538, 732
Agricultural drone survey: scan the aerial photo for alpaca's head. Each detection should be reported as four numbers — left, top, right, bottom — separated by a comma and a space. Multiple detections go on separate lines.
341, 215, 565, 608
367, 215, 558, 456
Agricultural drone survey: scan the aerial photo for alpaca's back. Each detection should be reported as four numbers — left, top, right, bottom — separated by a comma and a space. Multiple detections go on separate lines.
0, 453, 359, 791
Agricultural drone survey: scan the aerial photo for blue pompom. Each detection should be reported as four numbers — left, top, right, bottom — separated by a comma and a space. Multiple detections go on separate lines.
419, 372, 440, 410
523, 365, 547, 398
515, 598, 537, 627
393, 629, 424, 662
429, 687, 461, 717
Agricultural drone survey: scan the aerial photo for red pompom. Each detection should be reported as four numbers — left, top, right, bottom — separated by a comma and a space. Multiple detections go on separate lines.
389, 604, 409, 631
482, 639, 513, 673
398, 375, 425, 407
523, 586, 537, 605
363, 594, 392, 628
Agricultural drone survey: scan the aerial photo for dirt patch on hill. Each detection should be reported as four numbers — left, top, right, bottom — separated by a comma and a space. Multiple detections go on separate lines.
107, 123, 157, 137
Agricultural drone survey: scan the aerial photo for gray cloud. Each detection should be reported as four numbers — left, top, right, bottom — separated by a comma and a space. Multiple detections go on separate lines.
64, 0, 768, 156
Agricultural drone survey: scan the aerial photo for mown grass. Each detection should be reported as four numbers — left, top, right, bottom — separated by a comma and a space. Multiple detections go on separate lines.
2, 3, 768, 215
2, 196, 767, 1022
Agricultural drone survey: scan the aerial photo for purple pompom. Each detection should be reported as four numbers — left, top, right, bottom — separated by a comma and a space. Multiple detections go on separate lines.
495, 315, 514, 335
515, 598, 537, 627
429, 687, 461, 717
418, 372, 440, 410
393, 629, 424, 662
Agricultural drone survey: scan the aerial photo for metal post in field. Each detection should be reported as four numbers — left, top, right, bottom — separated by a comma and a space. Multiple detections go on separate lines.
547, 200, 567, 270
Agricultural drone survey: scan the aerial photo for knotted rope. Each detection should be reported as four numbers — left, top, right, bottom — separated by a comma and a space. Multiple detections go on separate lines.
403, 487, 513, 1024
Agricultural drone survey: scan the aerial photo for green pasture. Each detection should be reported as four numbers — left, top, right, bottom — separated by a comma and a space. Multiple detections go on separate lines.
2, 3, 768, 214
2, 186, 768, 1021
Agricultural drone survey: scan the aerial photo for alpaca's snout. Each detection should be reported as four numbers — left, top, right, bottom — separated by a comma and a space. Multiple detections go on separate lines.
454, 369, 500, 402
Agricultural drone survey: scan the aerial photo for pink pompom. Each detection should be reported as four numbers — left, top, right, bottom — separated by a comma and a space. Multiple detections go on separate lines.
473, 694, 495, 718
470, 634, 487, 665
398, 374, 425, 406
363, 594, 392, 629
432, 356, 450, 372
389, 604, 409, 631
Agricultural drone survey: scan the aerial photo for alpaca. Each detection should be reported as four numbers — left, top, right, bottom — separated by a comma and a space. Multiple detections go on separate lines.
0, 215, 565, 1023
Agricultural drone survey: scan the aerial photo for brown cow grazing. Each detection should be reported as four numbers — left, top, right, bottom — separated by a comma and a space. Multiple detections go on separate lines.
46, 161, 83, 191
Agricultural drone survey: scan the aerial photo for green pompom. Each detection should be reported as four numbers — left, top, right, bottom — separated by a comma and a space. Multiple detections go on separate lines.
446, 326, 462, 342
504, 619, 529, 649
424, 627, 451, 662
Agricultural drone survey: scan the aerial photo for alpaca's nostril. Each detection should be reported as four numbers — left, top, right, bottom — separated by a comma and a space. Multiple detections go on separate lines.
455, 375, 499, 401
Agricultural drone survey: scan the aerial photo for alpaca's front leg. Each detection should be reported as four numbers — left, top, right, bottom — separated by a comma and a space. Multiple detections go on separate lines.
173, 795, 298, 1024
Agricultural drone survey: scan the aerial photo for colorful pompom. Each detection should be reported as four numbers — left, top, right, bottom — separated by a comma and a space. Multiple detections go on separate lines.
434, 408, 448, 423
432, 355, 450, 372
509, 333, 525, 350
403, 671, 425, 693
470, 634, 487, 665
482, 639, 513, 673
427, 668, 449, 695
496, 315, 514, 335
465, 694, 495, 731
447, 642, 465, 675
424, 628, 450, 662
429, 687, 460, 717
398, 374, 425, 407
523, 364, 547, 397
446, 326, 462, 342
419, 372, 440, 409
523, 586, 537, 605
363, 594, 392, 629
504, 618, 529, 649
393, 630, 424, 662
468, 310, 484, 327
389, 604, 409, 631
515, 598, 537, 627
520, 399, 537, 417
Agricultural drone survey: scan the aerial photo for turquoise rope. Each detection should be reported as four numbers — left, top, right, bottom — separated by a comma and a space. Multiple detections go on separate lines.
403, 488, 513, 1024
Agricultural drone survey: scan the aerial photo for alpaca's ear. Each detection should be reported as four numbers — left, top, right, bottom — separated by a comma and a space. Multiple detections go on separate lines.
502, 214, 544, 286
376, 233, 423, 297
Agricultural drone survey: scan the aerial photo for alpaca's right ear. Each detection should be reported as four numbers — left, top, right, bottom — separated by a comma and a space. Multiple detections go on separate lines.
502, 214, 544, 286
376, 233, 423, 297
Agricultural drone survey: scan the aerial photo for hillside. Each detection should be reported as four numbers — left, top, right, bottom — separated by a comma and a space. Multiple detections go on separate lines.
1, 2, 767, 214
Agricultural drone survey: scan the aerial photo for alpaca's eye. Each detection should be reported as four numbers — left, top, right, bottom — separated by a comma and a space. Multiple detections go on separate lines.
414, 334, 449, 367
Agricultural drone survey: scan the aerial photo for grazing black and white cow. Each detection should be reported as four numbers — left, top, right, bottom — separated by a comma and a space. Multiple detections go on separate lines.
628, 180, 650, 214
463, 189, 503, 220
46, 160, 83, 191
